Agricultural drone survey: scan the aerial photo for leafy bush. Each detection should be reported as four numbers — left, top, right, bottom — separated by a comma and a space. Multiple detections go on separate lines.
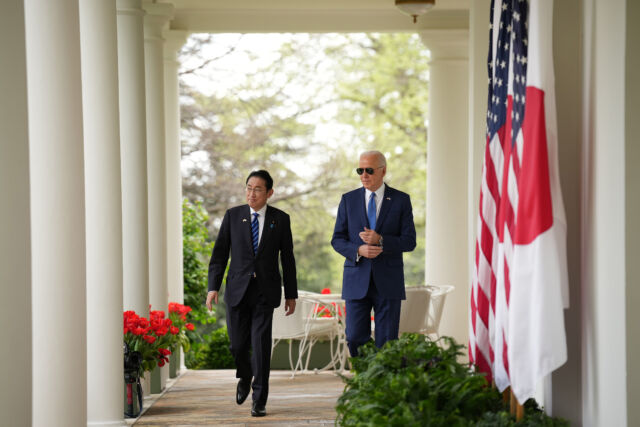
182, 199, 216, 328
336, 334, 568, 427
185, 326, 235, 370
183, 199, 236, 370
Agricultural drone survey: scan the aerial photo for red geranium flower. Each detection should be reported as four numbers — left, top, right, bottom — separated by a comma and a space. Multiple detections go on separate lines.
170, 326, 179, 335
185, 323, 195, 331
143, 335, 156, 344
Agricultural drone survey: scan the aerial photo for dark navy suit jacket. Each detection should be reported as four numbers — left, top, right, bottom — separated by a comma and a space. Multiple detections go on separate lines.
208, 204, 298, 308
331, 184, 416, 300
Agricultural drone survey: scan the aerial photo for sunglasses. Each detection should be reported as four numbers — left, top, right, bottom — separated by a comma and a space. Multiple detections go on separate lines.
356, 166, 384, 175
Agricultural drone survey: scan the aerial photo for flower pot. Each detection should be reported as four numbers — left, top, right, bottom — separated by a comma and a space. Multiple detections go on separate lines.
169, 347, 180, 378
123, 378, 142, 418
150, 365, 162, 394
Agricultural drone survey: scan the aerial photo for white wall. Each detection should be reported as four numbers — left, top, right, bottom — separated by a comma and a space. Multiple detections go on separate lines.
550, 0, 583, 424
0, 2, 32, 426
625, 1, 640, 425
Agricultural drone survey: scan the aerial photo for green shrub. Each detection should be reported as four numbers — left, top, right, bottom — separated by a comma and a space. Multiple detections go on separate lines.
182, 199, 216, 328
185, 326, 235, 370
336, 333, 568, 427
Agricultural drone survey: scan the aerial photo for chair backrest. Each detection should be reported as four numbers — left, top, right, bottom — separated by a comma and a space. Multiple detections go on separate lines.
399, 286, 431, 334
424, 284, 455, 335
271, 290, 320, 340
272, 296, 306, 340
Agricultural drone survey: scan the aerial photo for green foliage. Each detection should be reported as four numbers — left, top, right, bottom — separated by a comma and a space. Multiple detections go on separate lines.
336, 334, 568, 427
184, 326, 235, 370
182, 198, 217, 327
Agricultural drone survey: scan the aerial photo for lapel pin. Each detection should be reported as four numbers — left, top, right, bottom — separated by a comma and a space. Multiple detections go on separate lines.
242, 218, 247, 222
386, 197, 391, 200
270, 221, 275, 229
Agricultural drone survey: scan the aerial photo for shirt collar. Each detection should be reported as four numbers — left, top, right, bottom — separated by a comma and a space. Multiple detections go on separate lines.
365, 183, 385, 201
250, 204, 267, 217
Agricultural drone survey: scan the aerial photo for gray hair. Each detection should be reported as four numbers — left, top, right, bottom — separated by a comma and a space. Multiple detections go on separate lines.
359, 150, 387, 167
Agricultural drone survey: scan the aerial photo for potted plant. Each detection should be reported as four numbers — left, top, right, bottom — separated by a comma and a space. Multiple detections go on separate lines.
123, 303, 194, 418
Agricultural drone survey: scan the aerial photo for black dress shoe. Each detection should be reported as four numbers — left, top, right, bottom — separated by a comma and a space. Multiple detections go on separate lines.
251, 401, 267, 417
236, 378, 251, 405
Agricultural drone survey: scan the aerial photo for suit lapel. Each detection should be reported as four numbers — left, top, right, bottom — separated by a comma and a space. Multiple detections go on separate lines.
359, 187, 368, 228
375, 184, 393, 231
256, 205, 273, 255
242, 205, 254, 254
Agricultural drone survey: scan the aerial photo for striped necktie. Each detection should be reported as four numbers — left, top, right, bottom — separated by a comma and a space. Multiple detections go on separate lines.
367, 192, 376, 230
251, 212, 259, 254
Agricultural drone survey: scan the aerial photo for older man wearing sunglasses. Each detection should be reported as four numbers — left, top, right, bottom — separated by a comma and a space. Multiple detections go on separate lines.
331, 150, 416, 357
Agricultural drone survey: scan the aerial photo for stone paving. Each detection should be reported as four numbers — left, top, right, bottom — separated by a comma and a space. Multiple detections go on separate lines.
133, 369, 345, 426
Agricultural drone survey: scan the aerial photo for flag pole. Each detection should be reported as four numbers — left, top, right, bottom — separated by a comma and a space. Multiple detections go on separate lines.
509, 389, 524, 421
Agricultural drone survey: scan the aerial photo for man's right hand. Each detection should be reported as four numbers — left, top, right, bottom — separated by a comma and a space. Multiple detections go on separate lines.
358, 244, 382, 259
206, 291, 219, 311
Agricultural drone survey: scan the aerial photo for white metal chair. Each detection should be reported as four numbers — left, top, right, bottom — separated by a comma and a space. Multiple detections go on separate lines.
398, 285, 432, 334
271, 291, 342, 377
423, 284, 454, 338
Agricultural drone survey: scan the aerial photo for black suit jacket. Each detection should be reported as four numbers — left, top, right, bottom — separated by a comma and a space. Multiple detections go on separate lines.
208, 204, 298, 308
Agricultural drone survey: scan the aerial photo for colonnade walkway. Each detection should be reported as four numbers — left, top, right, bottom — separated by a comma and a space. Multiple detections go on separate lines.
131, 369, 345, 426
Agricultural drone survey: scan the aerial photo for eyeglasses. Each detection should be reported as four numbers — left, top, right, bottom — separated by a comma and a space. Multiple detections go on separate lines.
356, 166, 384, 175
245, 186, 266, 195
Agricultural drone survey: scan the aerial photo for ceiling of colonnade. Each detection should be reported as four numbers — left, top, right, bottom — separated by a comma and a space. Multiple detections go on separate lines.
164, 0, 470, 33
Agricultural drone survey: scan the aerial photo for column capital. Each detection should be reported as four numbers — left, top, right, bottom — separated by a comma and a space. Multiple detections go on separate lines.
419, 29, 469, 61
117, 0, 144, 17
164, 30, 190, 62
143, 3, 174, 41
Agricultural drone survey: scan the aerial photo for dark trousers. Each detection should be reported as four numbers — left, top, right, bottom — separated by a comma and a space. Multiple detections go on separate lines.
345, 279, 401, 357
226, 279, 274, 405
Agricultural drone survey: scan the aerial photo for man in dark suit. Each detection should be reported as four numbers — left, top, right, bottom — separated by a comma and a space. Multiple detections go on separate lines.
331, 151, 416, 357
206, 170, 297, 417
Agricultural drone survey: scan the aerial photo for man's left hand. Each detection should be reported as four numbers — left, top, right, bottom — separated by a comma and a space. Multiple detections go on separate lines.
359, 227, 381, 245
284, 298, 296, 316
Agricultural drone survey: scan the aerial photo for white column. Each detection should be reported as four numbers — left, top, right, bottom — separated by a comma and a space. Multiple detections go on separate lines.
24, 0, 87, 425
581, 0, 628, 425
164, 31, 189, 374
467, 1, 490, 306
117, 0, 150, 316
420, 30, 469, 348
164, 30, 188, 310
144, 2, 174, 391
0, 2, 32, 425
80, 0, 126, 426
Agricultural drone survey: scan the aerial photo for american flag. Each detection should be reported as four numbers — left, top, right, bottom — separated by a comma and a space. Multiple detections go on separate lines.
469, 0, 570, 402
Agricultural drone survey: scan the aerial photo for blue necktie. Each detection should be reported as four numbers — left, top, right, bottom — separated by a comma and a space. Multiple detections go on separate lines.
367, 193, 376, 230
251, 212, 259, 254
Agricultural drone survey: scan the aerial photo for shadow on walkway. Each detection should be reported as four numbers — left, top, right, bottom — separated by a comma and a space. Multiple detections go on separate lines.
133, 369, 344, 426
